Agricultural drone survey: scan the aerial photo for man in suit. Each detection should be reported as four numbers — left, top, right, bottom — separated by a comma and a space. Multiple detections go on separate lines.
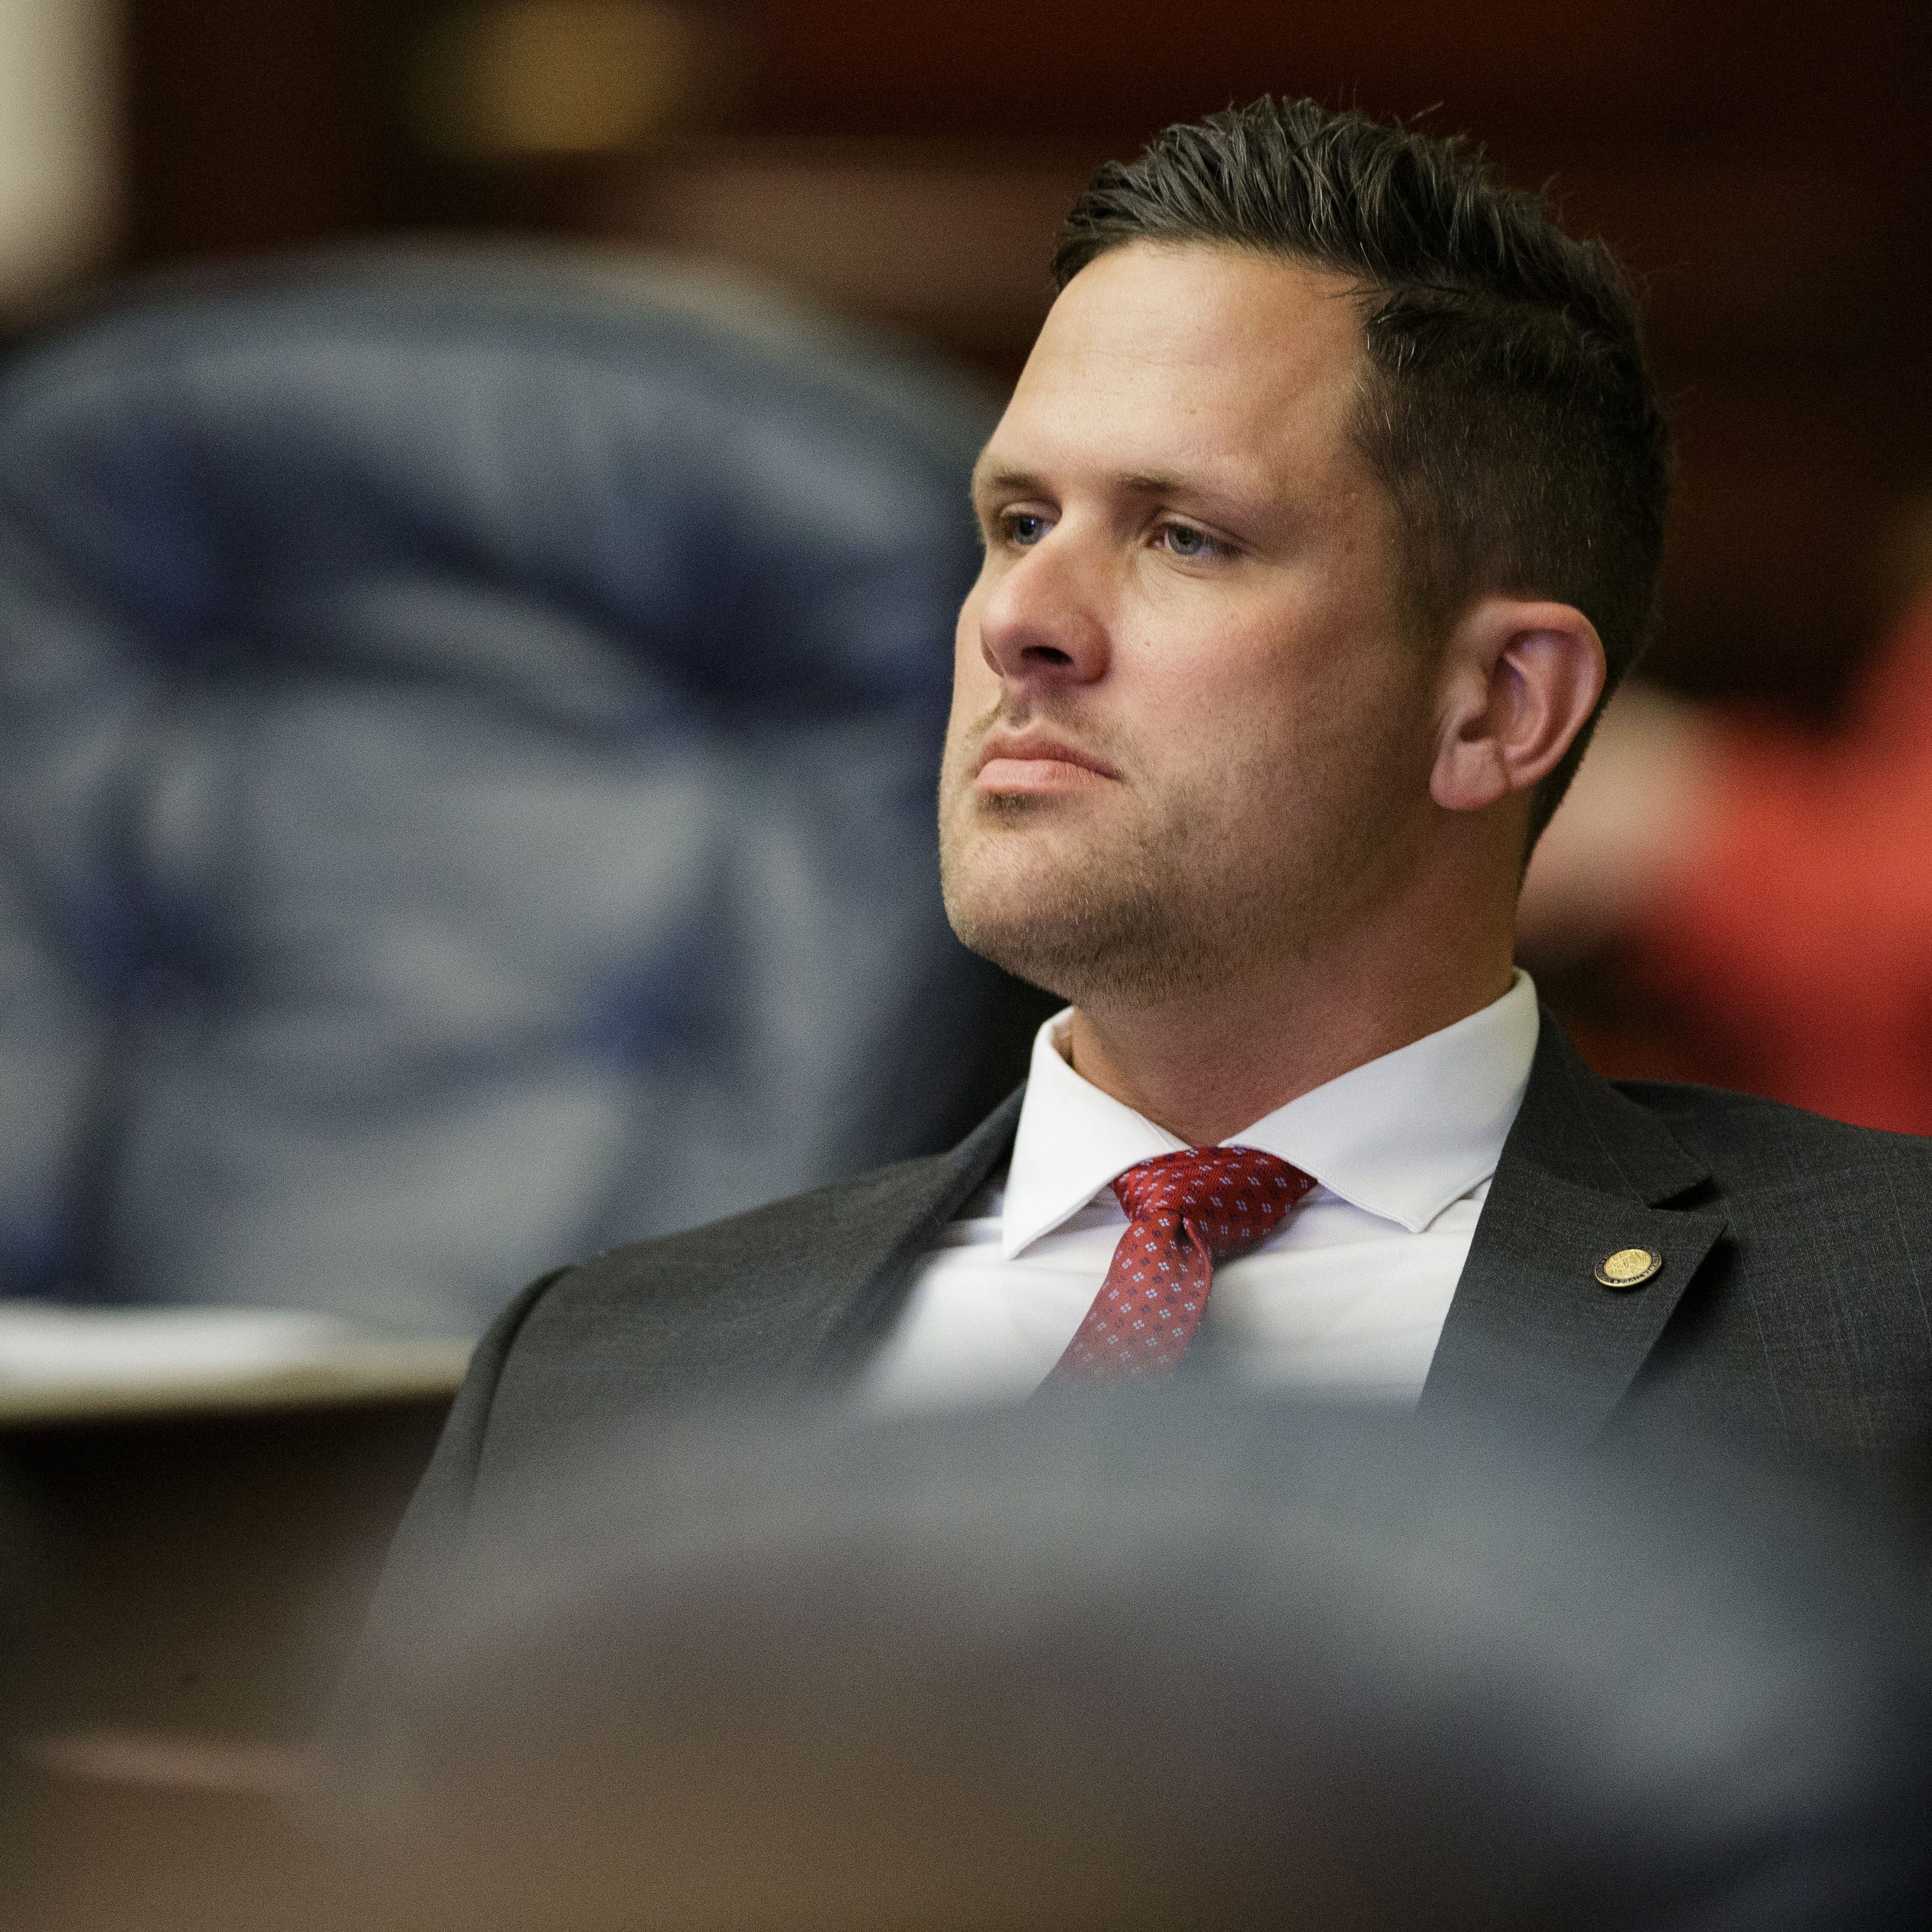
377, 97, 1932, 1575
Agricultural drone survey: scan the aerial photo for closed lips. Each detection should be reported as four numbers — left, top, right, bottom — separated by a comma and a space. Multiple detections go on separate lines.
974, 733, 1116, 781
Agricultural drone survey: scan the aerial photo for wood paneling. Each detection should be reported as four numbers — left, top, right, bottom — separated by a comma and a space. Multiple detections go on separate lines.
751, 1, 1927, 154
121, 0, 377, 261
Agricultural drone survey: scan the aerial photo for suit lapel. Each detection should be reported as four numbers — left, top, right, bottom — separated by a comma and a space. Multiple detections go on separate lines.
1420, 1013, 1728, 1438
804, 1088, 1025, 1379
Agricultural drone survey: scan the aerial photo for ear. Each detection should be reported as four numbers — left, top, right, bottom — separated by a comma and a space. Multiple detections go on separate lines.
1429, 596, 1606, 815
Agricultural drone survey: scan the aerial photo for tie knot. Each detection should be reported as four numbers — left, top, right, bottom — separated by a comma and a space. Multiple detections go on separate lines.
1111, 1146, 1316, 1264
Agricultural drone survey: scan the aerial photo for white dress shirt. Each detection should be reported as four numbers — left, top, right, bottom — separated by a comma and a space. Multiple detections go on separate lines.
863, 973, 1540, 1413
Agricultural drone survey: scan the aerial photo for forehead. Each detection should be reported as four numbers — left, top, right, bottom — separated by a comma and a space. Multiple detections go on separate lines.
978, 242, 1369, 495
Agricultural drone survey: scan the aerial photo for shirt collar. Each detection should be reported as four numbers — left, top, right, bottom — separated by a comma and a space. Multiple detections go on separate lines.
999, 972, 1541, 1259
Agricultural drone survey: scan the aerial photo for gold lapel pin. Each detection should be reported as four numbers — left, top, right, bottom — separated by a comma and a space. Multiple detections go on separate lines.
1596, 1246, 1663, 1289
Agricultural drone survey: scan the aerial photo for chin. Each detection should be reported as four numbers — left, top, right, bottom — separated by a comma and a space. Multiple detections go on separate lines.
941, 831, 1190, 1007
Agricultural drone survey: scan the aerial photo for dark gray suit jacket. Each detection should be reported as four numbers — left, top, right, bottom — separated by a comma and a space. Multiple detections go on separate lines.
378, 1013, 1932, 1592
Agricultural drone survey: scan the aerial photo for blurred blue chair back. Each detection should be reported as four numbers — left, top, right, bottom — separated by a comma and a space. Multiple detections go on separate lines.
0, 247, 1005, 1334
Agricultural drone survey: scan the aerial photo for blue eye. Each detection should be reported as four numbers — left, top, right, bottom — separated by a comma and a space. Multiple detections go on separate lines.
1163, 524, 1216, 557
1007, 512, 1049, 547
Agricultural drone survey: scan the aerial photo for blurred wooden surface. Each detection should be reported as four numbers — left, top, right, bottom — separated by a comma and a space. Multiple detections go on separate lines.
0, 1373, 453, 1927
0, 1337, 468, 1428
2, 1391, 448, 1743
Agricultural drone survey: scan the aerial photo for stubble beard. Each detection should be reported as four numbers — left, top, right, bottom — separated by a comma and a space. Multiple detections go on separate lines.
942, 799, 1186, 1009
937, 701, 1416, 1014
939, 755, 1322, 1013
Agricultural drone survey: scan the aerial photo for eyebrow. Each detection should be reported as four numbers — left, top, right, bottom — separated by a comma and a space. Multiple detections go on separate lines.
970, 465, 1041, 499
970, 465, 1202, 501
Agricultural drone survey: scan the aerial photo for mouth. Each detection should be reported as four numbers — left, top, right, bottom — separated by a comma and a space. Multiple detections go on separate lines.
972, 730, 1118, 797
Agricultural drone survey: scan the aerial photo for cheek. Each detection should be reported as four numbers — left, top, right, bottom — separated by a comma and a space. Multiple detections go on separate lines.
1173, 628, 1429, 808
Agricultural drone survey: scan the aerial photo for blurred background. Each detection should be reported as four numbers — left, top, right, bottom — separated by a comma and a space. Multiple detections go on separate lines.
7, 0, 1925, 703
2, 3, 1931, 1912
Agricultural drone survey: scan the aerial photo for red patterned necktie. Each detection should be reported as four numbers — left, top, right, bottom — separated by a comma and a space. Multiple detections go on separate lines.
1050, 1146, 1316, 1381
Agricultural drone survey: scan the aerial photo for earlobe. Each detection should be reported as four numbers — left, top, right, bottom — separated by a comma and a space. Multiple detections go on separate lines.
1429, 598, 1606, 816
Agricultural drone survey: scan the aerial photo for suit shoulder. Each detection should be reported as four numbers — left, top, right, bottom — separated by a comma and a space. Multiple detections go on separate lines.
485, 1086, 1024, 1383
1609, 1077, 1932, 1187
523, 1147, 967, 1313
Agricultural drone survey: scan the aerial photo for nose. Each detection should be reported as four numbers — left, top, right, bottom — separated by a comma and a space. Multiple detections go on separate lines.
975, 529, 1110, 691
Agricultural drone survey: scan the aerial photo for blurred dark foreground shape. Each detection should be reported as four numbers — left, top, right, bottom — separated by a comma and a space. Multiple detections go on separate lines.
0, 242, 1029, 1338
293, 1390, 1932, 1932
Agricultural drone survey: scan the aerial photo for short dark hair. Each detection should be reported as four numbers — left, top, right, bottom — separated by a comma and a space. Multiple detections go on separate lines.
1053, 98, 1670, 842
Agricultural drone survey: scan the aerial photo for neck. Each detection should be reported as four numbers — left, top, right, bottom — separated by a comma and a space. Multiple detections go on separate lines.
1064, 878, 1518, 1147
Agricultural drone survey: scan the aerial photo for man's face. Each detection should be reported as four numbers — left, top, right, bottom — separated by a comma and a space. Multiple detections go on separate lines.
939, 241, 1442, 1008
